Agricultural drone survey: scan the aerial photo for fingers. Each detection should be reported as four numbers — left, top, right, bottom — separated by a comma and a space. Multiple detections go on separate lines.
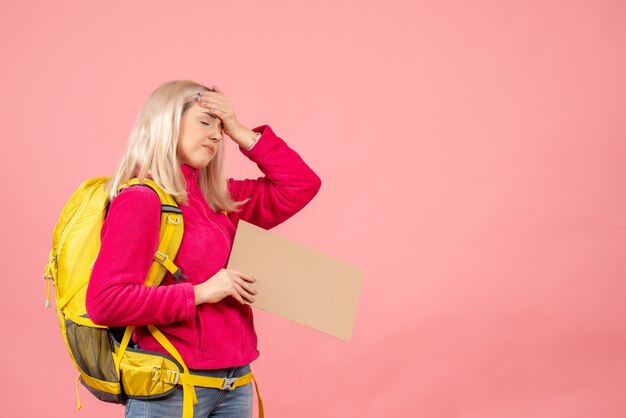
232, 276, 257, 296
225, 269, 257, 304
228, 285, 246, 305
198, 91, 225, 103
196, 94, 226, 118
228, 269, 256, 283
208, 108, 224, 117
233, 281, 255, 304
196, 95, 221, 111
203, 269, 257, 305
231, 274, 257, 304
198, 91, 230, 111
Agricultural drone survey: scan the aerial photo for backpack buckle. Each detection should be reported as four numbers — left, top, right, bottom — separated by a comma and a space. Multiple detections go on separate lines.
164, 370, 180, 385
154, 251, 187, 283
154, 251, 168, 265
172, 269, 188, 283
221, 377, 238, 391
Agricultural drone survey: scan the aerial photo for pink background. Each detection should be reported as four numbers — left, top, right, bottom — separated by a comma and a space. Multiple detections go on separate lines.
2, 1, 625, 416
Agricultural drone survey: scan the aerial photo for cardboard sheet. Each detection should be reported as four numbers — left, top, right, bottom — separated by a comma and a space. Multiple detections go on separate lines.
226, 220, 363, 341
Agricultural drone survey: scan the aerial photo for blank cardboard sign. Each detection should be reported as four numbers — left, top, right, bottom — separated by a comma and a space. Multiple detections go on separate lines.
226, 220, 363, 341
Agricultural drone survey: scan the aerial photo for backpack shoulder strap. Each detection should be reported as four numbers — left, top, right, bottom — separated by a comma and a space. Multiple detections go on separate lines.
117, 179, 185, 287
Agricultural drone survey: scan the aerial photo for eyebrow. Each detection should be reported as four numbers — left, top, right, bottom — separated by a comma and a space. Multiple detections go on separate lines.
200, 112, 218, 119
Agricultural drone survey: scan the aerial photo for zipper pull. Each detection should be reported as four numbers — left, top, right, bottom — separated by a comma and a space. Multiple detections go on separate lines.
43, 253, 57, 308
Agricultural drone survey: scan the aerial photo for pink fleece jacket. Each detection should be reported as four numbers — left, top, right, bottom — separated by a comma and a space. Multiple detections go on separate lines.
86, 124, 321, 369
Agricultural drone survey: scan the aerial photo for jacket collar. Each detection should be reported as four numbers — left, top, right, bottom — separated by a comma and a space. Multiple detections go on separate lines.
137, 163, 199, 188
180, 163, 200, 183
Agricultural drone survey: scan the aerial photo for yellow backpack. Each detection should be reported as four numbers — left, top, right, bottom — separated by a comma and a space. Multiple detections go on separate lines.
43, 176, 264, 418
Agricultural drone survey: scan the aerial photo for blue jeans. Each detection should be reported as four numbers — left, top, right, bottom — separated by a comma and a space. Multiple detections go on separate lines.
125, 364, 253, 418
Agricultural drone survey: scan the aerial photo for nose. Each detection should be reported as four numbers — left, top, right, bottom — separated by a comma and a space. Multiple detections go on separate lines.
210, 129, 223, 143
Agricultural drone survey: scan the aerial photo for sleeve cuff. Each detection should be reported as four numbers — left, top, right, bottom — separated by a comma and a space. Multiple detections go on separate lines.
180, 282, 196, 321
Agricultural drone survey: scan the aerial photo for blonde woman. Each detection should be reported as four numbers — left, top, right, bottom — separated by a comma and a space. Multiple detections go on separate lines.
86, 80, 322, 417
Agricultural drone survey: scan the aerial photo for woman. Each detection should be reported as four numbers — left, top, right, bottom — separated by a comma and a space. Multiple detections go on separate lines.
86, 80, 322, 417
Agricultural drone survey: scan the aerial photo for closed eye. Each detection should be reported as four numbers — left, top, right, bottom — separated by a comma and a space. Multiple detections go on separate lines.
201, 121, 210, 126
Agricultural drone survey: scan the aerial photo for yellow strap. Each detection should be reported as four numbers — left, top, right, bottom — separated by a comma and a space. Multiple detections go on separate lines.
147, 325, 264, 418
162, 371, 262, 417
251, 374, 264, 418
160, 256, 179, 276
186, 372, 263, 417
56, 276, 89, 310
147, 325, 197, 418
159, 214, 177, 252
75, 374, 82, 410
114, 326, 135, 380
146, 214, 180, 285
184, 372, 253, 389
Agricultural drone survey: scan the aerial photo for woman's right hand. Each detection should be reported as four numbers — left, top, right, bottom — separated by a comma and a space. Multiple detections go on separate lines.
193, 268, 257, 305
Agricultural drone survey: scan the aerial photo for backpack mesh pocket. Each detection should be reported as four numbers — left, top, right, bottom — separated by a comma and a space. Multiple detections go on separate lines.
65, 320, 118, 382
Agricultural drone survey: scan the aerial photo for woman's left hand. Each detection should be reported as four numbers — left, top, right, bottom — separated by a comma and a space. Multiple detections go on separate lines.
196, 85, 244, 139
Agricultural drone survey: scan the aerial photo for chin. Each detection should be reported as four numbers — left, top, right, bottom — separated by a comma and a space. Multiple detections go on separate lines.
196, 158, 213, 169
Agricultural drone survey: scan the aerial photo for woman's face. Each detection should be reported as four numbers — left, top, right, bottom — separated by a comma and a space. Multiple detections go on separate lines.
176, 101, 223, 169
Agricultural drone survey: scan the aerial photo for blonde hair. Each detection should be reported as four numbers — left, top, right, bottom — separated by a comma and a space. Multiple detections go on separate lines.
104, 80, 251, 212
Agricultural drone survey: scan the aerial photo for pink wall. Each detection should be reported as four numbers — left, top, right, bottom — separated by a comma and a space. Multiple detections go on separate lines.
2, 1, 625, 416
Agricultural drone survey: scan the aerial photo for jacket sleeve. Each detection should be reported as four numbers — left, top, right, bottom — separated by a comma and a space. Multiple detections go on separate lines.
86, 186, 196, 326
227, 125, 322, 230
